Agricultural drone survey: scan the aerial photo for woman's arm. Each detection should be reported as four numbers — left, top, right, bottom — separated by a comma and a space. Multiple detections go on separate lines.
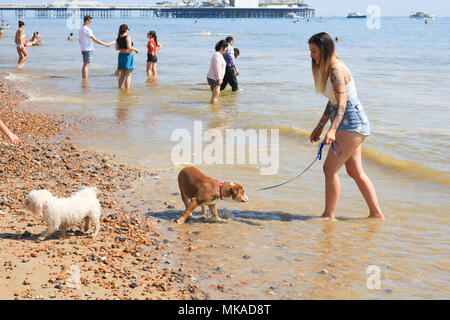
324, 66, 347, 144
317, 100, 331, 129
0, 119, 21, 145
126, 36, 139, 54
214, 55, 223, 84
310, 100, 331, 142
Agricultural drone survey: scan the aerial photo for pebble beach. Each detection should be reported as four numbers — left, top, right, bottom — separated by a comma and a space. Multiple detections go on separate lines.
0, 77, 203, 300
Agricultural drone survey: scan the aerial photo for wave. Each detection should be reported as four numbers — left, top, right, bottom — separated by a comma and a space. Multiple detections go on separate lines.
362, 146, 449, 186
244, 124, 449, 185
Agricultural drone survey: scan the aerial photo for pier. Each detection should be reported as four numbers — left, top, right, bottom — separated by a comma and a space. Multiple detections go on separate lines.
0, 4, 315, 19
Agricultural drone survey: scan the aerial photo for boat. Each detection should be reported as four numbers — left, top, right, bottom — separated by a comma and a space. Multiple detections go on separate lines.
284, 12, 300, 19
410, 11, 435, 19
347, 11, 367, 18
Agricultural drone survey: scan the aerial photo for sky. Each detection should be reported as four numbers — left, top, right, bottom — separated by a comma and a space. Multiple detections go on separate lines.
1, 0, 448, 17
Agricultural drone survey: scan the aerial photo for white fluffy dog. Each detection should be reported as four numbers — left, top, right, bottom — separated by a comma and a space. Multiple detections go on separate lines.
25, 187, 101, 240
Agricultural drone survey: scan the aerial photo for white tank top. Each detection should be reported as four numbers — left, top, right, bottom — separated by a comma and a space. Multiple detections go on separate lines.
323, 62, 358, 104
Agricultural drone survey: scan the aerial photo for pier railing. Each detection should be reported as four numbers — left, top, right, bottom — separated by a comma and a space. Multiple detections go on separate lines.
0, 5, 315, 19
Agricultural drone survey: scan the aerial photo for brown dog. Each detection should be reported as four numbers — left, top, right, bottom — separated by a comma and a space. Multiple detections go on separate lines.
176, 166, 248, 224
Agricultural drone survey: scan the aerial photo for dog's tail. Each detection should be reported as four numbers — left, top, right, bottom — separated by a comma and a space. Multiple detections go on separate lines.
75, 186, 99, 198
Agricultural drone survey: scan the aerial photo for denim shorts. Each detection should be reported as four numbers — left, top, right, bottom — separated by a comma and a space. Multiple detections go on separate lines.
330, 98, 370, 136
118, 53, 135, 71
81, 50, 93, 63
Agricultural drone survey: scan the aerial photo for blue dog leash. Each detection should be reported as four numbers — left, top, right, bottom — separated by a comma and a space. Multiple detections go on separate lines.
257, 140, 342, 191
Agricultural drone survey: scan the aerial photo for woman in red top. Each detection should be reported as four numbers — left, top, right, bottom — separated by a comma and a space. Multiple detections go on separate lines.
146, 30, 162, 78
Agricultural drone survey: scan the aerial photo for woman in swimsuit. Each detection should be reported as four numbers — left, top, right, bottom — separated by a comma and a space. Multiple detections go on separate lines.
15, 20, 28, 69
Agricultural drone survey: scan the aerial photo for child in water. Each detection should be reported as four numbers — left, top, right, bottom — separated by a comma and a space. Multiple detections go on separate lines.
234, 47, 240, 59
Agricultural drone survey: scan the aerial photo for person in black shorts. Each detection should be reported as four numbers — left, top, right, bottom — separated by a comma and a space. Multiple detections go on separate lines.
146, 30, 162, 78
220, 36, 239, 92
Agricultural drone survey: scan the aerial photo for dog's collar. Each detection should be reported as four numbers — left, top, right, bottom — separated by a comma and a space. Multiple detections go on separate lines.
219, 181, 224, 200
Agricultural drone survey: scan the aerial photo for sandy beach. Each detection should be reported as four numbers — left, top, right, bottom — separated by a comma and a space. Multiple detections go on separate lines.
0, 77, 203, 300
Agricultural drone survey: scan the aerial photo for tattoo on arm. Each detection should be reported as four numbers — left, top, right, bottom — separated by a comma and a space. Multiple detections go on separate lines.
329, 66, 347, 129
333, 105, 346, 129
324, 102, 331, 116
330, 67, 346, 95
317, 101, 331, 129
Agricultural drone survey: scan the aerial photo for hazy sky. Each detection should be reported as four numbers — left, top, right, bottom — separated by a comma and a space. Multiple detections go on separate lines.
1, 0, 448, 17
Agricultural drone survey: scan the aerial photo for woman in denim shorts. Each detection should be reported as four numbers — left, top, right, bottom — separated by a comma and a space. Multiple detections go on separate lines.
308, 32, 385, 220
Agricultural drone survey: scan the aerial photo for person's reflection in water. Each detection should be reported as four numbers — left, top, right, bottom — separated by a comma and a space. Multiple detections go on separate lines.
207, 91, 238, 130
145, 76, 158, 89
116, 91, 132, 122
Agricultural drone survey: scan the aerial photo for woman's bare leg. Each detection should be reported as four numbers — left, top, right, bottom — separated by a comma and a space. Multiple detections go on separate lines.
17, 47, 28, 68
211, 85, 220, 104
146, 62, 151, 77
345, 144, 385, 219
125, 71, 132, 89
118, 70, 126, 89
322, 131, 364, 220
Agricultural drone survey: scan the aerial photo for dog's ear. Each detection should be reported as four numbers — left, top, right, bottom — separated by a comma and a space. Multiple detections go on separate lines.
42, 202, 48, 212
230, 184, 238, 197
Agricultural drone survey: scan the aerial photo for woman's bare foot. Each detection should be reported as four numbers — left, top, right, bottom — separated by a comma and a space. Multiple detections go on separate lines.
321, 213, 336, 221
368, 211, 385, 220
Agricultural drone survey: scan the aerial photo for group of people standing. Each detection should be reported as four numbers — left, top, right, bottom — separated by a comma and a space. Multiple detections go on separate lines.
207, 36, 240, 104
78, 15, 162, 89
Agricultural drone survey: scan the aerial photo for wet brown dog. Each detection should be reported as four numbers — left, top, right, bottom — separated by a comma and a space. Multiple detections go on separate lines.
176, 166, 248, 224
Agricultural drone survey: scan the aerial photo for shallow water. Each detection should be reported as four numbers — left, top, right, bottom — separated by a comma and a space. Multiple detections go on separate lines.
0, 16, 449, 299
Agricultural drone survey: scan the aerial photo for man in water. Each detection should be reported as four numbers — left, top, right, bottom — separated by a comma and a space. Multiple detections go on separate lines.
220, 36, 239, 92
79, 15, 110, 81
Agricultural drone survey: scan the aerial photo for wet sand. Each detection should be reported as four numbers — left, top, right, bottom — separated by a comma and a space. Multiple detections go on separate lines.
0, 77, 204, 300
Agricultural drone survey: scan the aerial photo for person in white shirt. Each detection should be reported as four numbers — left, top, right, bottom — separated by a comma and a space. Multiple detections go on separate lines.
79, 15, 110, 81
206, 40, 228, 104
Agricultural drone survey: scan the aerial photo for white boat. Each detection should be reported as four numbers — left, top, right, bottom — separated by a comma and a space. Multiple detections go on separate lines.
410, 11, 435, 19
284, 12, 300, 19
347, 11, 367, 18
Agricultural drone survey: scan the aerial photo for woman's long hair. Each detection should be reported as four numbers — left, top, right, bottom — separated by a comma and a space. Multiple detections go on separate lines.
118, 24, 128, 37
308, 32, 336, 94
149, 30, 158, 47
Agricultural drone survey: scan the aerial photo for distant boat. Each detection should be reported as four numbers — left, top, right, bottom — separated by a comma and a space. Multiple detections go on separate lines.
410, 11, 435, 19
284, 12, 300, 19
347, 11, 367, 19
